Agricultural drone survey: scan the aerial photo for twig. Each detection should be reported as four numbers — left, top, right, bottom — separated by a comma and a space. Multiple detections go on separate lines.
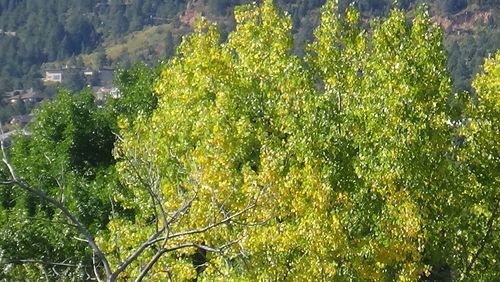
1, 259, 79, 268
93, 252, 103, 282
166, 203, 256, 241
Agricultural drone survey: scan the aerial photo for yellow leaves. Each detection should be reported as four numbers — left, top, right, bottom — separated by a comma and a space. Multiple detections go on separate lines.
193, 16, 210, 31
345, 4, 360, 25
469, 120, 479, 133
117, 117, 129, 129
385, 191, 422, 239
336, 191, 349, 207
233, 2, 260, 24
472, 51, 500, 113
169, 261, 197, 280
104, 1, 498, 280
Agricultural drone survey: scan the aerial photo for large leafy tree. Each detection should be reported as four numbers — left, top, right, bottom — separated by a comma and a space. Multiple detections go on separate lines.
110, 1, 498, 280
450, 51, 499, 281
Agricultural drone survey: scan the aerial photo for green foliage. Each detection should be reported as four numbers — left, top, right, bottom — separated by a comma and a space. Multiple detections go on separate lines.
0, 1, 498, 281
0, 205, 95, 281
19, 90, 116, 171
106, 62, 160, 125
107, 1, 498, 280
455, 51, 499, 281
0, 90, 118, 279
62, 69, 87, 93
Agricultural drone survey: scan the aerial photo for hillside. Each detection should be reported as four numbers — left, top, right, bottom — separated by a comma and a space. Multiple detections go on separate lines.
0, 0, 498, 121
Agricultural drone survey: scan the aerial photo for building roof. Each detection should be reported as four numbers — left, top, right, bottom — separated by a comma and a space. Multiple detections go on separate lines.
20, 89, 44, 100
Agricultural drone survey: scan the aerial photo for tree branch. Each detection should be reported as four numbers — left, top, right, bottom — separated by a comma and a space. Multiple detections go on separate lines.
134, 240, 240, 282
110, 191, 198, 280
166, 202, 256, 241
110, 229, 164, 281
93, 252, 104, 282
463, 198, 499, 279
1, 259, 79, 268
0, 126, 113, 280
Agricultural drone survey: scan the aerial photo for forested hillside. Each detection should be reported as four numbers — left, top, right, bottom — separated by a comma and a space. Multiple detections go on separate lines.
0, 0, 498, 93
0, 0, 185, 92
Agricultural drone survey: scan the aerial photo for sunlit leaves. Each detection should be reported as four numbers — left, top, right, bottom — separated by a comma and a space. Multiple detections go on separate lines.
105, 1, 498, 280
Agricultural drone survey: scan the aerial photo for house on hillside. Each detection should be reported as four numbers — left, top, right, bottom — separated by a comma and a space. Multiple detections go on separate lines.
2, 88, 46, 105
3, 89, 24, 104
44, 69, 64, 83
97, 67, 115, 86
20, 88, 45, 103
81, 67, 115, 86
41, 66, 115, 89
83, 70, 94, 77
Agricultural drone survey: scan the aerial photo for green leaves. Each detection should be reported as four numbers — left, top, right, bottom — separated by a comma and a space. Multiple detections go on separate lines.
2, 1, 497, 281
455, 52, 499, 280
1, 89, 117, 279
112, 1, 490, 280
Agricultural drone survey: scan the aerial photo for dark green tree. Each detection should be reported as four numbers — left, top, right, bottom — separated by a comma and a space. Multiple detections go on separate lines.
107, 62, 160, 125
442, 0, 468, 14
1, 90, 118, 280
62, 69, 86, 92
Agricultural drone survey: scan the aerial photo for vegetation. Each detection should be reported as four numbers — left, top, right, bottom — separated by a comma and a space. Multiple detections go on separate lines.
0, 0, 497, 89
0, 0, 499, 281
0, 1, 497, 122
0, 63, 159, 280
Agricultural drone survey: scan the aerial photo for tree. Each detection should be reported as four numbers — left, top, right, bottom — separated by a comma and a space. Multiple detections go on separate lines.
104, 1, 435, 280
109, 0, 129, 37
164, 30, 175, 59
208, 0, 230, 16
106, 62, 159, 125
0, 90, 117, 280
114, 1, 496, 280
442, 0, 468, 15
62, 68, 86, 92
452, 51, 499, 281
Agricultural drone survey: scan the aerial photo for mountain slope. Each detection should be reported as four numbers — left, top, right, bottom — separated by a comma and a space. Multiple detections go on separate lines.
0, 0, 498, 98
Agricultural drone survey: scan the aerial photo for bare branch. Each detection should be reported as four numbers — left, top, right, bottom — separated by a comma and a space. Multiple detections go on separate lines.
132, 191, 200, 281
166, 203, 256, 241
135, 240, 240, 282
120, 136, 169, 233
0, 124, 113, 279
109, 195, 122, 261
1, 259, 79, 268
134, 247, 167, 282
92, 252, 103, 282
110, 229, 164, 281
